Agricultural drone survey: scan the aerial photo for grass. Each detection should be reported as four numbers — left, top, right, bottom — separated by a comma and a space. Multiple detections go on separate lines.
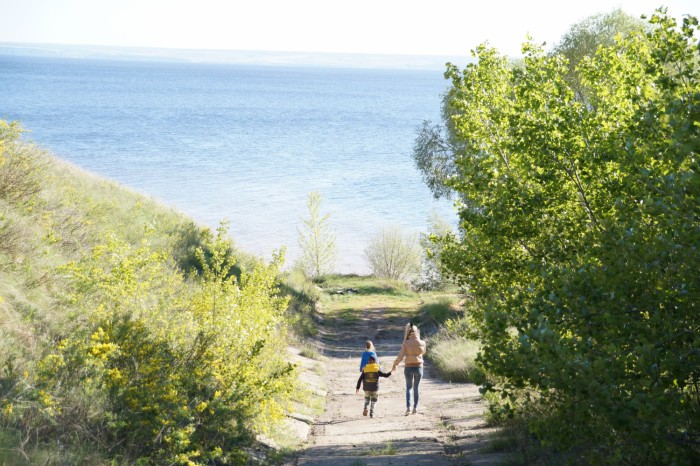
420, 295, 460, 324
1, 149, 197, 366
310, 275, 466, 337
1, 126, 491, 464
298, 341, 322, 360
313, 276, 481, 389
428, 332, 484, 384
357, 441, 398, 457
1, 126, 319, 464
317, 274, 416, 297
317, 275, 424, 320
0, 427, 108, 466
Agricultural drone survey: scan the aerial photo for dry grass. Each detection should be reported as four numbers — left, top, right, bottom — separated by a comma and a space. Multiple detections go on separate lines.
428, 333, 483, 384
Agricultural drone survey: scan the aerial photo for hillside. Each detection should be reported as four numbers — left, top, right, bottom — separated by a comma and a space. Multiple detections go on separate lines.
0, 120, 218, 361
0, 120, 298, 464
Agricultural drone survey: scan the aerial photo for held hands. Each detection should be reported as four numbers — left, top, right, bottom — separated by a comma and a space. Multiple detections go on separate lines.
391, 366, 397, 373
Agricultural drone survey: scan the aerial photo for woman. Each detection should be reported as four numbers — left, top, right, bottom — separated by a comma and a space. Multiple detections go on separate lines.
391, 322, 426, 415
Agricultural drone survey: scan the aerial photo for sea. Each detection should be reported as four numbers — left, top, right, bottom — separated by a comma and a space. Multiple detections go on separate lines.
0, 48, 457, 273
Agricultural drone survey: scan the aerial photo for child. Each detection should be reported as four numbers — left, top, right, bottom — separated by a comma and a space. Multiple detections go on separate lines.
356, 355, 391, 418
359, 340, 377, 372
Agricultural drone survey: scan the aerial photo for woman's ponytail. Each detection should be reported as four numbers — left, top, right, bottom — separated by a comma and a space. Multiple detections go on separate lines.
405, 322, 414, 340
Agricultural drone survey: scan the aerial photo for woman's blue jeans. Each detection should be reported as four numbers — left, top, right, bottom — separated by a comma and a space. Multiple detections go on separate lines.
404, 366, 423, 409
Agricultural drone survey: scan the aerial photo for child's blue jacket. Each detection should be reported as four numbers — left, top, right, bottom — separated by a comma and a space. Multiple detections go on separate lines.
359, 350, 377, 371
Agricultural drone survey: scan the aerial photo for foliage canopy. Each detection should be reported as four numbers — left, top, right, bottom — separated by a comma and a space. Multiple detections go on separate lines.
435, 10, 699, 463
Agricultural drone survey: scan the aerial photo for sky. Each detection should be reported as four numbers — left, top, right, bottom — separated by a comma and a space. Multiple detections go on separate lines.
1, 0, 699, 58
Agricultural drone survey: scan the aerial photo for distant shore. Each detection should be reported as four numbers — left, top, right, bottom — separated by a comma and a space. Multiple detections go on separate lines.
0, 41, 472, 71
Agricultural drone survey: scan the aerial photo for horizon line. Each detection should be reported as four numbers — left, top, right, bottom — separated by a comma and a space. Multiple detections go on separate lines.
0, 41, 471, 70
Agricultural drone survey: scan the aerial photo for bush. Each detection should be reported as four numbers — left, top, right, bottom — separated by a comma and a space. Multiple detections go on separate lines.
2, 225, 297, 464
364, 225, 422, 281
283, 264, 322, 337
413, 212, 454, 291
0, 212, 22, 261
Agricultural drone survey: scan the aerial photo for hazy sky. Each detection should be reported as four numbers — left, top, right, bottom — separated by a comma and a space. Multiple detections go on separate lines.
2, 0, 699, 57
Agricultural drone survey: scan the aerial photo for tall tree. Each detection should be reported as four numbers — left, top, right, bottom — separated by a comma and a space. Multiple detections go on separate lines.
297, 191, 337, 278
437, 10, 699, 463
551, 8, 647, 101
413, 8, 647, 201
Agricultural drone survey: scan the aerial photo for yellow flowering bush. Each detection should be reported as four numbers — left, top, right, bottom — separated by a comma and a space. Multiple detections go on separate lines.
25, 223, 296, 464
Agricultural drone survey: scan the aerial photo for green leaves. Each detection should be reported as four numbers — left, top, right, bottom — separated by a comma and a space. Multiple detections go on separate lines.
437, 10, 700, 463
34, 224, 295, 464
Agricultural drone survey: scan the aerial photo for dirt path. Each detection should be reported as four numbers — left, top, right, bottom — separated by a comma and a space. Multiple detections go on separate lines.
288, 307, 509, 466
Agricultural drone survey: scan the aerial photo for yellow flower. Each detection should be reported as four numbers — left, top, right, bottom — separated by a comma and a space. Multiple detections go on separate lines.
107, 368, 124, 384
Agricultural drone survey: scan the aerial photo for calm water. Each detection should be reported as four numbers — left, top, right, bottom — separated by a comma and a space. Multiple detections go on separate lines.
0, 54, 454, 273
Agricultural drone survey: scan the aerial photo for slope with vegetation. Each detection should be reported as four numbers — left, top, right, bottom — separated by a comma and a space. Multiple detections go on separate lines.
0, 120, 300, 465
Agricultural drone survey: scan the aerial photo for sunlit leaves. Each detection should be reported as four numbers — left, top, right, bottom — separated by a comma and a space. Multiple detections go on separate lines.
440, 10, 699, 463
36, 223, 295, 464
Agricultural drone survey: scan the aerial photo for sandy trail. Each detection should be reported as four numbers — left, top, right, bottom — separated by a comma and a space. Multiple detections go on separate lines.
289, 307, 507, 466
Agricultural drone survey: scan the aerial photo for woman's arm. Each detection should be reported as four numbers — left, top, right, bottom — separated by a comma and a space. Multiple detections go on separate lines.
392, 343, 406, 370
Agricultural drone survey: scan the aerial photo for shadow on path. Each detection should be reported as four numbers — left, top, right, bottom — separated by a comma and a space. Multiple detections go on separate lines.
288, 306, 510, 466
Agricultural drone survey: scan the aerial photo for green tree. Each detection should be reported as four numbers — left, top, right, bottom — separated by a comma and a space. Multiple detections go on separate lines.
412, 96, 463, 200
412, 9, 647, 201
436, 10, 699, 463
365, 225, 422, 281
297, 191, 337, 278
551, 8, 647, 101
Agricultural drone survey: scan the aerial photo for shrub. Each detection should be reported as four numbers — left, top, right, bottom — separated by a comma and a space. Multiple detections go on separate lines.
282, 264, 322, 337
420, 296, 456, 324
364, 225, 422, 281
413, 212, 454, 291
0, 212, 22, 261
3, 224, 297, 464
